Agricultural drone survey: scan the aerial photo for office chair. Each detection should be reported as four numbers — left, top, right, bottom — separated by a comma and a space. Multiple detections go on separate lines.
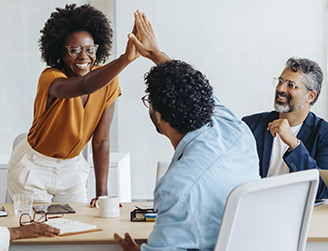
13, 133, 28, 150
4, 133, 28, 203
156, 161, 170, 184
214, 169, 319, 251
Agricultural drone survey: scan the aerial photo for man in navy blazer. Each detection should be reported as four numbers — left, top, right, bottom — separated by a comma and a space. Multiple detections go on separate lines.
243, 57, 328, 199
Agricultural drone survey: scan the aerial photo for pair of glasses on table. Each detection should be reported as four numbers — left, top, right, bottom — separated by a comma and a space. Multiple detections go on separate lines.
19, 211, 64, 226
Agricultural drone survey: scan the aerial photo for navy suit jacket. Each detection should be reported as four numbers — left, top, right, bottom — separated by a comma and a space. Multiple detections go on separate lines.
242, 111, 328, 199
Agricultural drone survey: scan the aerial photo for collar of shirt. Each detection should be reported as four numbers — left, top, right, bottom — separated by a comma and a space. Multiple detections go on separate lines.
171, 121, 212, 165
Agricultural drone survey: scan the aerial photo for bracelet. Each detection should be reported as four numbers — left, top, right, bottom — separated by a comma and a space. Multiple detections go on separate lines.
288, 139, 300, 152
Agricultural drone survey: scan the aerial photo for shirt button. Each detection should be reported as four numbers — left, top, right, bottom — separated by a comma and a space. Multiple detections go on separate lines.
56, 160, 61, 164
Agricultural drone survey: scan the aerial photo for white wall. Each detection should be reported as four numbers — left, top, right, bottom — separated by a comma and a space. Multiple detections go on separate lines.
0, 0, 90, 156
114, 0, 327, 200
0, 0, 327, 201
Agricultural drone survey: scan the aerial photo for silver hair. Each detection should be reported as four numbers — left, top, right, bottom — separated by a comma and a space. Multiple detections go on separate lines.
286, 57, 323, 105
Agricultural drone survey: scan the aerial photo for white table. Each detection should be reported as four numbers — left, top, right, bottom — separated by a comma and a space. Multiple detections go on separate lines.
306, 201, 328, 250
2, 200, 327, 250
1, 202, 153, 251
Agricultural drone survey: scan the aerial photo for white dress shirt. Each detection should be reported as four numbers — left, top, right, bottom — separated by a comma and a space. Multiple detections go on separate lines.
0, 226, 10, 251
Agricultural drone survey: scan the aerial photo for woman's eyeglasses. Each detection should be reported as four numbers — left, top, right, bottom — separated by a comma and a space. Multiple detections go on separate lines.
19, 211, 64, 226
62, 44, 99, 57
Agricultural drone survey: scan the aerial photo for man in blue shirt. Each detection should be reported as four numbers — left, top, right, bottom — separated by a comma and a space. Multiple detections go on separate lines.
242, 57, 328, 199
114, 10, 260, 251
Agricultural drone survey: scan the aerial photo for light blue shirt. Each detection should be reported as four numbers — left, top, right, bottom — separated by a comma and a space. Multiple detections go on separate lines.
141, 95, 260, 251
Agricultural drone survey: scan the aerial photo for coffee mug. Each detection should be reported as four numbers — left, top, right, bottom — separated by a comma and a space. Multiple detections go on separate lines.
96, 196, 120, 218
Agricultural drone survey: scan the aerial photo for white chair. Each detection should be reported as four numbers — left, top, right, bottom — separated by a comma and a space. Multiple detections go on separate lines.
214, 169, 319, 251
13, 133, 27, 149
5, 133, 28, 203
156, 161, 170, 184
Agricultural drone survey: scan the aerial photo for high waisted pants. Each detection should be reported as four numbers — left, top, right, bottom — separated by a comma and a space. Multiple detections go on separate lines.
7, 137, 90, 203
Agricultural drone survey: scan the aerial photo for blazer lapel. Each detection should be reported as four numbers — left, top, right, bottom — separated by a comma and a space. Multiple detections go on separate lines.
260, 112, 313, 177
297, 112, 314, 143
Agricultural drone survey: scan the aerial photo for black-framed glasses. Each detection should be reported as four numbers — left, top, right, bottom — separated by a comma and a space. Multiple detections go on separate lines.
62, 44, 99, 57
141, 94, 151, 108
19, 211, 64, 226
273, 77, 308, 92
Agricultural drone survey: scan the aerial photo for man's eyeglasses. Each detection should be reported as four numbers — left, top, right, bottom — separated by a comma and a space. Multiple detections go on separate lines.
62, 44, 99, 57
19, 211, 64, 226
273, 77, 308, 92
141, 95, 151, 108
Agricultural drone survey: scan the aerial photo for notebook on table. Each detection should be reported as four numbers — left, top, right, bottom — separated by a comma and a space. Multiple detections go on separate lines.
45, 218, 101, 236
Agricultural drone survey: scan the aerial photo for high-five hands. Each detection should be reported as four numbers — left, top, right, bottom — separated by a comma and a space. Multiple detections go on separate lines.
128, 10, 170, 65
267, 118, 299, 150
124, 18, 140, 62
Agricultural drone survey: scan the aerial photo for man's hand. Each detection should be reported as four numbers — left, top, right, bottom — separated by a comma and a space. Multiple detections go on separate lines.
9, 224, 60, 241
128, 10, 170, 65
114, 232, 141, 251
267, 118, 299, 150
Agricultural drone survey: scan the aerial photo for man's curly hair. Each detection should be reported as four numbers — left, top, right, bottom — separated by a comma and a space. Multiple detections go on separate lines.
39, 4, 113, 68
145, 60, 215, 134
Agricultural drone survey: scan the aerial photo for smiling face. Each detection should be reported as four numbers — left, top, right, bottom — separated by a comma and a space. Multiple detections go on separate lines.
274, 67, 309, 113
62, 31, 96, 78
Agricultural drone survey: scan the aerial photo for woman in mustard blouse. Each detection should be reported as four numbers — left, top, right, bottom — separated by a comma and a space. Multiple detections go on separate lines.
7, 4, 138, 206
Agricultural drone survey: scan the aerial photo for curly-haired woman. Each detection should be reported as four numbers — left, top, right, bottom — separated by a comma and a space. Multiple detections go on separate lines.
7, 4, 139, 206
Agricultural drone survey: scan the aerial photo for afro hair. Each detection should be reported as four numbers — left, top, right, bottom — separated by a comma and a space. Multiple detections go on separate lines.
39, 4, 113, 68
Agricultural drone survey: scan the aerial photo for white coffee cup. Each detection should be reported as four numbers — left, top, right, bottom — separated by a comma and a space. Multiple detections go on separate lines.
96, 196, 120, 218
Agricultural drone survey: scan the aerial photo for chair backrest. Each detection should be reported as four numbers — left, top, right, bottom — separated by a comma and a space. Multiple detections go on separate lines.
13, 132, 27, 150
214, 169, 319, 251
156, 161, 170, 184
5, 133, 28, 203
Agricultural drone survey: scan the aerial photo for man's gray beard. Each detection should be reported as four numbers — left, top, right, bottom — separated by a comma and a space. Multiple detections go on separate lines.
274, 95, 306, 113
274, 102, 292, 113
